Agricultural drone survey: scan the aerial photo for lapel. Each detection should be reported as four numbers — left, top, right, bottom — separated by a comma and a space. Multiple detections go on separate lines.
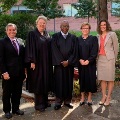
104, 32, 111, 46
6, 37, 19, 55
98, 32, 111, 48
97, 34, 100, 48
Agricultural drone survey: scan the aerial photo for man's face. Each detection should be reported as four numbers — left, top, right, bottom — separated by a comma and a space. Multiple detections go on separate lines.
60, 22, 69, 34
6, 26, 17, 39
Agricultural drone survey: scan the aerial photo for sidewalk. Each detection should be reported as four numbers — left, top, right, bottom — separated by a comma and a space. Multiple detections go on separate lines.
0, 81, 120, 120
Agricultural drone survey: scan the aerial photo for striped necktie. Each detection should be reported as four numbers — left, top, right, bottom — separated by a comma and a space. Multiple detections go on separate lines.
12, 40, 18, 54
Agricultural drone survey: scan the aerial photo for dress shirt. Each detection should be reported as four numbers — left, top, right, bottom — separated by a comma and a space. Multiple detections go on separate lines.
10, 38, 19, 54
61, 31, 68, 39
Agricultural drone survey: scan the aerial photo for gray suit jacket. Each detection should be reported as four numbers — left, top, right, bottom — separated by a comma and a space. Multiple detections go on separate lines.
98, 31, 119, 60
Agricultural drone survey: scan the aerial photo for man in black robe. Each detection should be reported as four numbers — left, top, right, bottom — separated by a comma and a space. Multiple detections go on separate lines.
51, 20, 77, 110
25, 16, 53, 112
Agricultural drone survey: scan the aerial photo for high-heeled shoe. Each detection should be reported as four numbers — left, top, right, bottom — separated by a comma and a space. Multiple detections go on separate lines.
104, 98, 111, 106
87, 101, 93, 106
99, 95, 107, 105
79, 101, 85, 106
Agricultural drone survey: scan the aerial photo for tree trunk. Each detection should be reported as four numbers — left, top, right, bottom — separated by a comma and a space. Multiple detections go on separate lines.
98, 0, 108, 21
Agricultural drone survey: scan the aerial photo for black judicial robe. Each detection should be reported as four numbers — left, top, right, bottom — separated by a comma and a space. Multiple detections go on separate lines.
25, 28, 53, 94
78, 35, 98, 93
51, 32, 77, 99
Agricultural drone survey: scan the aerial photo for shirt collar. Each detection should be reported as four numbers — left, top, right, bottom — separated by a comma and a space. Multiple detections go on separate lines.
8, 37, 17, 42
61, 31, 68, 36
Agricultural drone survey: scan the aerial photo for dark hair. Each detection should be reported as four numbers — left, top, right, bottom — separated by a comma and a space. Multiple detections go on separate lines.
97, 19, 112, 35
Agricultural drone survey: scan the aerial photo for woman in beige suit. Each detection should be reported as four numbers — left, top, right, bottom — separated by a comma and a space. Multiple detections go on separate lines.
97, 19, 119, 106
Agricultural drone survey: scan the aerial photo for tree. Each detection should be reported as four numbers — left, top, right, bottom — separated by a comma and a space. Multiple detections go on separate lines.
22, 0, 64, 19
98, 0, 108, 21
0, 0, 17, 14
72, 0, 97, 22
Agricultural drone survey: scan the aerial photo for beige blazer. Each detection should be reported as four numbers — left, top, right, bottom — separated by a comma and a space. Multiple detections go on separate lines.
98, 31, 119, 60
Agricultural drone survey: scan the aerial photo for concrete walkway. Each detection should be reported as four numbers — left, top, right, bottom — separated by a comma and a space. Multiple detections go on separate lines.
0, 81, 120, 120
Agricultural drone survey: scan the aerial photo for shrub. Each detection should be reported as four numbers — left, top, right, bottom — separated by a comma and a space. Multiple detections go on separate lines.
0, 13, 37, 40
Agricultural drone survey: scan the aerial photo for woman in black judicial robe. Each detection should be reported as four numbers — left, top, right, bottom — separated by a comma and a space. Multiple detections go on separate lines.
78, 22, 98, 106
25, 16, 53, 111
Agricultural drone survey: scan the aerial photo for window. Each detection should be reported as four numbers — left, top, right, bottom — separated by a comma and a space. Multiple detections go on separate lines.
10, 5, 32, 14
63, 3, 77, 17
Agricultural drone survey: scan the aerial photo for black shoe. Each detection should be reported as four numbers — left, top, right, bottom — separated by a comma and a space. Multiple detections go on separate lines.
54, 105, 61, 110
5, 112, 12, 119
12, 110, 24, 115
79, 101, 85, 106
64, 104, 73, 109
87, 102, 92, 106
35, 108, 45, 112
45, 103, 51, 108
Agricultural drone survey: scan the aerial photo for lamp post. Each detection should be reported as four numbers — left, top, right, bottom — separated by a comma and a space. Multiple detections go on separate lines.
54, 17, 56, 33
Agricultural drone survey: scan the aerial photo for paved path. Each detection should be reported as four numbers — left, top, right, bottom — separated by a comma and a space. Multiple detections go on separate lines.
0, 81, 120, 120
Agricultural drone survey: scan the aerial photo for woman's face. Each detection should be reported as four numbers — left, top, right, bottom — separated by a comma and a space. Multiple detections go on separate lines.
37, 19, 46, 32
100, 21, 107, 32
6, 25, 17, 39
81, 25, 90, 36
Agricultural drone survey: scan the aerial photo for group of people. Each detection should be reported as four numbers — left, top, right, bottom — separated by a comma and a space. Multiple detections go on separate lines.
0, 15, 119, 119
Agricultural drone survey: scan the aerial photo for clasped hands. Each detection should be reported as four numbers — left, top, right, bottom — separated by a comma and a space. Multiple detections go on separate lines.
79, 59, 89, 65
31, 63, 35, 70
2, 72, 10, 80
61, 60, 68, 67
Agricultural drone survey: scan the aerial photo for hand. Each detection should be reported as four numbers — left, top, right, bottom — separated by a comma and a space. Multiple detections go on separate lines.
31, 63, 35, 70
61, 60, 68, 67
79, 59, 85, 65
84, 60, 89, 65
2, 72, 10, 80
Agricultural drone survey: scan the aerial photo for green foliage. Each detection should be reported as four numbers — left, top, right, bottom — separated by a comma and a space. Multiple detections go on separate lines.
72, 0, 97, 22
0, 0, 17, 13
73, 79, 80, 97
0, 13, 37, 40
22, 0, 64, 19
115, 30, 120, 81
49, 31, 97, 37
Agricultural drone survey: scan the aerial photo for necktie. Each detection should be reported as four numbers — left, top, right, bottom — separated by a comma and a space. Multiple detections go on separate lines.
64, 34, 67, 39
12, 40, 18, 54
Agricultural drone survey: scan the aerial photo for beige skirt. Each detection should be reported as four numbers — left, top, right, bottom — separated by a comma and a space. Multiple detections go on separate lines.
97, 55, 115, 81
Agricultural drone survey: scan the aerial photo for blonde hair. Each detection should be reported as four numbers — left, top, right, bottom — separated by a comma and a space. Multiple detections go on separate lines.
5, 23, 17, 31
80, 22, 91, 29
36, 15, 47, 25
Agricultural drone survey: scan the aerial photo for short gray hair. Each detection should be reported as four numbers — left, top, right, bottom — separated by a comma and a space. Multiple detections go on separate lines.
5, 23, 17, 31
36, 15, 47, 25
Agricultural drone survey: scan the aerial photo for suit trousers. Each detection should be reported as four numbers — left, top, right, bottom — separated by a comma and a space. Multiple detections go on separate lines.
2, 77, 23, 113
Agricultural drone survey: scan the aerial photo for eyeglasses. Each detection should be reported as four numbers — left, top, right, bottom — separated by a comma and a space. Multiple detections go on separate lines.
81, 28, 89, 30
